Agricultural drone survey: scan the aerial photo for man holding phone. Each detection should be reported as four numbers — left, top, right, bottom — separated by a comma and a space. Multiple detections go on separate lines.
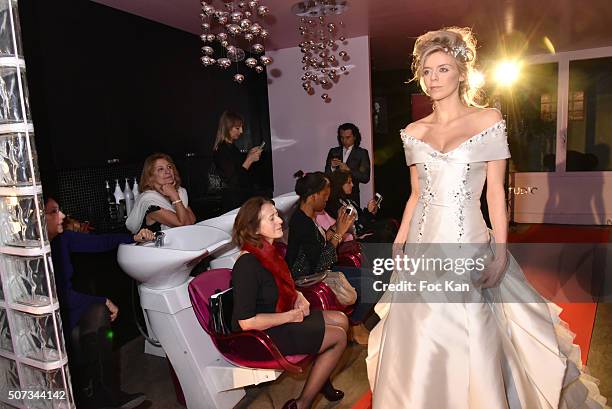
324, 123, 371, 206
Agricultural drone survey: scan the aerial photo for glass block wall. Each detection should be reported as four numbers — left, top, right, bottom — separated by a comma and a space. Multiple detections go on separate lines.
0, 1, 74, 407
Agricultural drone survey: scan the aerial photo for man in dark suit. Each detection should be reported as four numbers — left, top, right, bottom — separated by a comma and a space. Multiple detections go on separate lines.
325, 123, 371, 206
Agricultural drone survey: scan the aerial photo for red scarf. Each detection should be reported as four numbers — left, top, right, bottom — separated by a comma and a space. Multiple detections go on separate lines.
242, 241, 297, 313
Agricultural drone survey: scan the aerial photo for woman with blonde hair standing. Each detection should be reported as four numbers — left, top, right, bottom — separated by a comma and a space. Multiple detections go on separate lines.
367, 27, 607, 408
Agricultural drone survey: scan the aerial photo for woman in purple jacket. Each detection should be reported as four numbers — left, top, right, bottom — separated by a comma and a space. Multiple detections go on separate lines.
46, 197, 153, 409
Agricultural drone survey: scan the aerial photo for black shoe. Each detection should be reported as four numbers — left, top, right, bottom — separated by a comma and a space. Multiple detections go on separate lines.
281, 399, 298, 409
321, 379, 344, 402
112, 391, 146, 409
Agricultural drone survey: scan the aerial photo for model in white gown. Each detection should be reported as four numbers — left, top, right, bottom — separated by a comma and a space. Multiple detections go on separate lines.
366, 119, 608, 409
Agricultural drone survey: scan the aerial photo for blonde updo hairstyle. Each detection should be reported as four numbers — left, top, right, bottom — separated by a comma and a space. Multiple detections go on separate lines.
411, 27, 482, 107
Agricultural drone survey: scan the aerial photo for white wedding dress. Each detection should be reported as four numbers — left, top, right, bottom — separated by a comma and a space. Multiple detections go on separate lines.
366, 120, 607, 409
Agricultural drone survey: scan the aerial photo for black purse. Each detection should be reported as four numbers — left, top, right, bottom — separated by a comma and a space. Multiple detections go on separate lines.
209, 288, 234, 335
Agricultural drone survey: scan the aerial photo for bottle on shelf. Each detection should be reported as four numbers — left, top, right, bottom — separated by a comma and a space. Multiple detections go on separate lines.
114, 179, 126, 221
132, 177, 140, 201
123, 177, 134, 216
105, 180, 118, 223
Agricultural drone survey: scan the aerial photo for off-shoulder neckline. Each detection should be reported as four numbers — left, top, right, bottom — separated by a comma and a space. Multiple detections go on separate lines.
400, 119, 505, 155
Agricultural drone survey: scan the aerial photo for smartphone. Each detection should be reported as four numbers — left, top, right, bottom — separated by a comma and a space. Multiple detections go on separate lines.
375, 193, 383, 207
345, 206, 355, 216
259, 141, 266, 150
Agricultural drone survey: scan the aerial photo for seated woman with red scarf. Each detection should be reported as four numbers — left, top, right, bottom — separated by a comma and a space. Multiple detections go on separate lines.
231, 197, 349, 409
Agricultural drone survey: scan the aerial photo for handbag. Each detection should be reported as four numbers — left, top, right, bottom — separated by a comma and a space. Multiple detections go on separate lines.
209, 288, 233, 335
323, 271, 357, 306
207, 162, 227, 194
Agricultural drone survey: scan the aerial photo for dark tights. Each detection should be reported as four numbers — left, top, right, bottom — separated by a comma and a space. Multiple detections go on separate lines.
296, 310, 348, 409
70, 303, 114, 402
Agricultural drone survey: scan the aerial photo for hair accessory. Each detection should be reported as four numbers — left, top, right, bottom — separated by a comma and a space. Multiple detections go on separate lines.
443, 44, 474, 63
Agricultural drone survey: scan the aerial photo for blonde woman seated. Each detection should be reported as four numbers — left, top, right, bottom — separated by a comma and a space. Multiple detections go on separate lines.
126, 153, 196, 234
232, 197, 349, 409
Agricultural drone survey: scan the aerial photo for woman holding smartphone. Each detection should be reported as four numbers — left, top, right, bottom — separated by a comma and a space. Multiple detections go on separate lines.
213, 110, 265, 211
125, 152, 196, 233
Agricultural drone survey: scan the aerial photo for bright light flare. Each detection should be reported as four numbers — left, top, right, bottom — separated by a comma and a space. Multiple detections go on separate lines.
543, 36, 556, 54
494, 60, 521, 87
468, 70, 485, 88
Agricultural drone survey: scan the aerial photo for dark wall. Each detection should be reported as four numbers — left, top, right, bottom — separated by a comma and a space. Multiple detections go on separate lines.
372, 69, 417, 219
19, 0, 272, 224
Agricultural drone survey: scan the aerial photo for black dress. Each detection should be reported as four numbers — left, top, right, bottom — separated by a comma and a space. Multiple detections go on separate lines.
285, 208, 337, 278
213, 142, 254, 211
231, 253, 325, 355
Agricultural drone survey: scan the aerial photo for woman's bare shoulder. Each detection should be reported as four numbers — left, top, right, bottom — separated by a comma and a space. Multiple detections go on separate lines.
402, 115, 434, 140
469, 107, 503, 127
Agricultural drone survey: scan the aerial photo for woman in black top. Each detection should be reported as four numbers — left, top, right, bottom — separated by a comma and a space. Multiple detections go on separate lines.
285, 171, 355, 278
286, 171, 385, 331
326, 169, 397, 243
212, 111, 263, 211
231, 197, 348, 409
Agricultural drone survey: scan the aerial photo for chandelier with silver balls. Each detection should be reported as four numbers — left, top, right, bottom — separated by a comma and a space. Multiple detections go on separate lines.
292, 0, 351, 102
200, 1, 273, 84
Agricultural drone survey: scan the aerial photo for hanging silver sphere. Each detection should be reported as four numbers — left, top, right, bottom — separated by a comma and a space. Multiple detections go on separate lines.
248, 0, 259, 8
206, 34, 216, 42
230, 11, 243, 22
252, 43, 265, 53
260, 29, 269, 39
321, 94, 329, 100
201, 46, 214, 55
201, 23, 211, 30
244, 33, 254, 41
217, 58, 232, 69
217, 32, 228, 41
339, 36, 346, 41
226, 45, 237, 53
245, 57, 258, 68
260, 55, 272, 65
245, 10, 252, 17
220, 40, 229, 47
203, 5, 216, 16
228, 47, 246, 62
238, 2, 247, 8
201, 56, 216, 66
339, 51, 348, 57
239, 19, 252, 29
340, 65, 347, 71
250, 23, 262, 35
227, 24, 242, 35
255, 65, 264, 73
234, 73, 245, 83
257, 5, 269, 16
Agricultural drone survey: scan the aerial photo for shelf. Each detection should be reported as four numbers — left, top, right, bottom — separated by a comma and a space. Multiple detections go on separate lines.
0, 122, 34, 135
0, 244, 50, 257
0, 185, 43, 197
